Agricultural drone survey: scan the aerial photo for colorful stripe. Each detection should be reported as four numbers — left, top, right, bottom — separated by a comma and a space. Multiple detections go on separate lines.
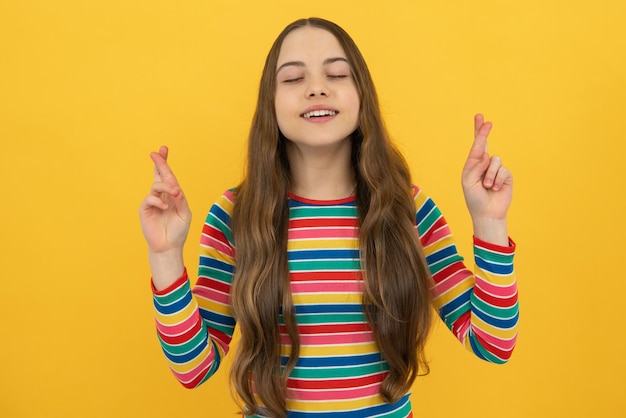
152, 186, 518, 416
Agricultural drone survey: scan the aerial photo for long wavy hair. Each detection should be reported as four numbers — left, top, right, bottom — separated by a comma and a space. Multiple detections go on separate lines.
230, 17, 434, 417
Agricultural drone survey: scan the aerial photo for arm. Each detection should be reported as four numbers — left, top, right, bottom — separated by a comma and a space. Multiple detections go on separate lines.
414, 187, 518, 363
151, 191, 237, 387
139, 147, 237, 386
415, 114, 519, 362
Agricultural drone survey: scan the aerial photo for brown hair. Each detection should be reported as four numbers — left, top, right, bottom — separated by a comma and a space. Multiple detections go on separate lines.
230, 17, 434, 417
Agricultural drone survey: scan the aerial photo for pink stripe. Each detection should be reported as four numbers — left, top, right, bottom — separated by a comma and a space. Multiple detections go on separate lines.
289, 383, 380, 401
454, 319, 471, 342
291, 281, 363, 294
171, 350, 215, 382
200, 234, 233, 256
194, 287, 230, 305
475, 277, 517, 297
156, 310, 200, 336
281, 331, 374, 346
472, 326, 517, 350
289, 228, 358, 240
433, 269, 472, 295
423, 225, 453, 246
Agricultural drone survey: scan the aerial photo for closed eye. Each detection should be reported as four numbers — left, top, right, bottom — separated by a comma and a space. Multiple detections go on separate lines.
283, 77, 303, 83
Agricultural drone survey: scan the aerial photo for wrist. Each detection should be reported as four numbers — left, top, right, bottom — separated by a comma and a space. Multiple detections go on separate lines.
472, 217, 509, 246
149, 248, 185, 291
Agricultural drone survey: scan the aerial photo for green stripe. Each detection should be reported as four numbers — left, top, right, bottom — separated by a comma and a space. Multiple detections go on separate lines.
158, 330, 206, 355
153, 281, 192, 305
472, 295, 519, 319
442, 300, 471, 328
289, 259, 360, 271
417, 206, 441, 236
198, 266, 233, 283
207, 213, 233, 244
470, 334, 506, 364
289, 362, 389, 379
428, 255, 463, 275
474, 246, 514, 264
280, 313, 365, 325
290, 206, 358, 219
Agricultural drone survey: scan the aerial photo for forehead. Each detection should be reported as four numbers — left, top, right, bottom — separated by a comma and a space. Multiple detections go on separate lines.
277, 26, 347, 65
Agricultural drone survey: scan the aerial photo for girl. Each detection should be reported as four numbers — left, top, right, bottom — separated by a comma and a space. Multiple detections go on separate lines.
139, 17, 518, 418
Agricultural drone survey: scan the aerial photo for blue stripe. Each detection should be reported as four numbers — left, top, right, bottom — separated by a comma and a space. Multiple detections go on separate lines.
161, 336, 208, 364
199, 307, 236, 328
294, 304, 363, 314
425, 244, 457, 265
475, 257, 514, 274
439, 287, 472, 318
469, 334, 489, 361
153, 290, 193, 315
209, 203, 231, 226
415, 197, 436, 223
199, 256, 235, 273
472, 304, 519, 329
288, 249, 360, 261
281, 352, 383, 367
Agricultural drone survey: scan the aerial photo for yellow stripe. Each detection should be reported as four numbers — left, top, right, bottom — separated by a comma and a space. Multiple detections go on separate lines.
196, 297, 233, 317
281, 342, 379, 357
476, 268, 517, 286
432, 278, 474, 308
154, 299, 199, 325
288, 239, 359, 250
287, 394, 386, 413
469, 314, 518, 339
169, 345, 215, 374
292, 293, 362, 305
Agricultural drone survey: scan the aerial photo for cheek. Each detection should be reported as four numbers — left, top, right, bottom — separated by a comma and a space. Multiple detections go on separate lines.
274, 94, 293, 134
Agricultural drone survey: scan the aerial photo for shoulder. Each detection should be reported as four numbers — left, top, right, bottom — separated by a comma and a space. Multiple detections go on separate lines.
205, 188, 237, 225
411, 184, 434, 209
410, 184, 445, 224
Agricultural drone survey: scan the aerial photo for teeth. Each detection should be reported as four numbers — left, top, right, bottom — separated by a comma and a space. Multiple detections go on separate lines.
303, 109, 337, 118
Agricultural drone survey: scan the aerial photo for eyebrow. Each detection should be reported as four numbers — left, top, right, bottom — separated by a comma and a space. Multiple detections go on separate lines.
276, 57, 350, 74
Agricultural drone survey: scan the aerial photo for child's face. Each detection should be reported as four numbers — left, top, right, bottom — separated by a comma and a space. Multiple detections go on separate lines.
274, 26, 360, 153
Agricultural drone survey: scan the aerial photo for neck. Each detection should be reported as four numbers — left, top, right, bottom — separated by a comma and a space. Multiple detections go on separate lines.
286, 139, 355, 201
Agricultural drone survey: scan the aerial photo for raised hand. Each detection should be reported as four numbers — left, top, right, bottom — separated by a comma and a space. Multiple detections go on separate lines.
139, 146, 192, 255
461, 114, 512, 245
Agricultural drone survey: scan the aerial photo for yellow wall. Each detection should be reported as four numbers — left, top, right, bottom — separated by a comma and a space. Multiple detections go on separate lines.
2, 1, 625, 416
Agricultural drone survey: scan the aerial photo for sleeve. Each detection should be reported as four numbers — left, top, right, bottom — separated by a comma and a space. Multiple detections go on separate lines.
151, 190, 238, 387
412, 185, 519, 363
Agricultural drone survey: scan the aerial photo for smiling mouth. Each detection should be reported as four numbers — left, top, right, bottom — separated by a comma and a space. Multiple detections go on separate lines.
301, 110, 338, 118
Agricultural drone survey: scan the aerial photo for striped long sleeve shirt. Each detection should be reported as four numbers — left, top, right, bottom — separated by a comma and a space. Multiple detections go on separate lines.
152, 186, 519, 417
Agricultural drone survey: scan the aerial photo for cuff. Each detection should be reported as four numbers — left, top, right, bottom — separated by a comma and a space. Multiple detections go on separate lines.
473, 236, 516, 254
151, 268, 189, 296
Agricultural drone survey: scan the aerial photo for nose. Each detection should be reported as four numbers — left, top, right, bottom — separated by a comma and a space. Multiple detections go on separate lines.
306, 76, 328, 97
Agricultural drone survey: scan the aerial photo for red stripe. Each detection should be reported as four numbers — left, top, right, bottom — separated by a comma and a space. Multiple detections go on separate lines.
289, 373, 383, 390
473, 332, 511, 361
290, 271, 363, 282
289, 218, 359, 228
181, 370, 209, 389
451, 310, 471, 336
474, 286, 518, 308
419, 216, 447, 244
202, 224, 229, 244
158, 320, 203, 345
432, 260, 467, 284
474, 236, 516, 253
281, 323, 371, 335
196, 276, 230, 294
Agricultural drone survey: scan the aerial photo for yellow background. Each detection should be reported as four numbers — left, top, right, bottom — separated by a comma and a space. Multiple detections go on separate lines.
2, 0, 625, 417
